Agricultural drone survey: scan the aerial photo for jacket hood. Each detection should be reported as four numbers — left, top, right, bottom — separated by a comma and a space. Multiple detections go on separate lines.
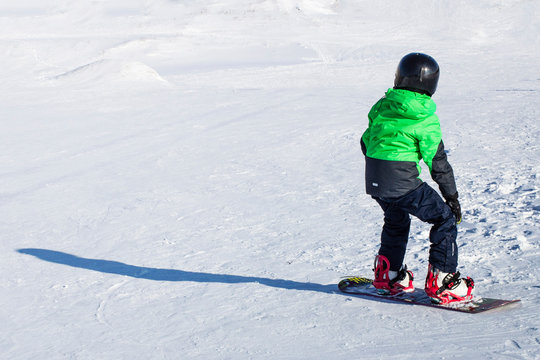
384, 88, 436, 119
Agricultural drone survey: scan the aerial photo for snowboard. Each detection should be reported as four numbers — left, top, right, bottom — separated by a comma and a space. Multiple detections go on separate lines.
338, 277, 520, 314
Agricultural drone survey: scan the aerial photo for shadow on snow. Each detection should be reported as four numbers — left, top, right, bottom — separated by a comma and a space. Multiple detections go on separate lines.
17, 248, 338, 295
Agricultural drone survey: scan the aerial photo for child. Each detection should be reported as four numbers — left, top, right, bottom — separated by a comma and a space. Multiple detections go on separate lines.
360, 53, 474, 304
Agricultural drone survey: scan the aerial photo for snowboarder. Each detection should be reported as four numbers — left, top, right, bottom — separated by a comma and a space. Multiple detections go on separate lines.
360, 53, 475, 304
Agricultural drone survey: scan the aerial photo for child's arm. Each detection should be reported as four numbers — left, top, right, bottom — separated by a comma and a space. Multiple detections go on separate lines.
418, 123, 461, 222
430, 140, 457, 198
417, 121, 457, 199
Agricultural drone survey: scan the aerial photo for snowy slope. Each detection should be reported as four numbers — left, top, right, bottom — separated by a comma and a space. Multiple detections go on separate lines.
1, 0, 539, 359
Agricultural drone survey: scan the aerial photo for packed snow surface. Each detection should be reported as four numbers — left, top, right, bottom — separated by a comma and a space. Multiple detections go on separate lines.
1, 1, 539, 359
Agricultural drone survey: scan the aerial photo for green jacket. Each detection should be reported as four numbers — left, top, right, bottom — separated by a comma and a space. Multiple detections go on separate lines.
361, 88, 457, 199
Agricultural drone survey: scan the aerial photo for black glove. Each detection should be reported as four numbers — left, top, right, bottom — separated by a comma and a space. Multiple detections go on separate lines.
444, 193, 462, 224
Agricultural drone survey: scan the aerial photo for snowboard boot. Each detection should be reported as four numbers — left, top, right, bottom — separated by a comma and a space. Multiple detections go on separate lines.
424, 264, 475, 304
372, 255, 414, 295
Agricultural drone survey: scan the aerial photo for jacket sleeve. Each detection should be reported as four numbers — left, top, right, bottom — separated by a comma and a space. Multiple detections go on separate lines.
417, 117, 458, 198
430, 140, 458, 198
361, 100, 381, 156
360, 132, 368, 155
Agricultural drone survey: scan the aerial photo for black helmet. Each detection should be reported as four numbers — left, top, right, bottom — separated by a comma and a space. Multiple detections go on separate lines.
394, 53, 439, 96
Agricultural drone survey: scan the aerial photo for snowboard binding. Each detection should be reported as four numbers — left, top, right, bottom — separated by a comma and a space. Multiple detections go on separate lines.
425, 264, 474, 304
372, 255, 414, 295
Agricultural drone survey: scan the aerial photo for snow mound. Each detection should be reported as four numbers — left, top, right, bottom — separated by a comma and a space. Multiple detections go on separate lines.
50, 59, 169, 86
275, 0, 337, 14
119, 61, 168, 83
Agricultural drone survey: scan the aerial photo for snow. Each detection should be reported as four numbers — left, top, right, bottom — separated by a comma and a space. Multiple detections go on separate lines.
1, 0, 539, 359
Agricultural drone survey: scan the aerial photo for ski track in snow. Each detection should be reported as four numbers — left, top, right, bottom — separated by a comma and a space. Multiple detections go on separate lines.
1, 1, 539, 359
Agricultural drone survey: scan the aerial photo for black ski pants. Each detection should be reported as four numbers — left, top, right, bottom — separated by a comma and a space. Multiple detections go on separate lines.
373, 182, 458, 273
